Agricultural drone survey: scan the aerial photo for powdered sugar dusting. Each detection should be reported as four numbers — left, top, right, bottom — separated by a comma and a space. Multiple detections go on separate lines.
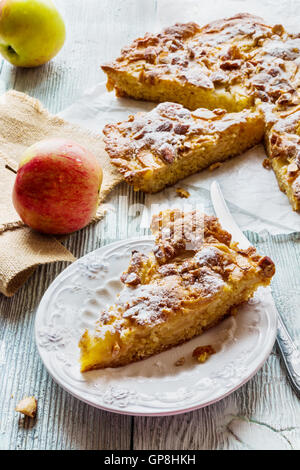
105, 13, 300, 109
105, 102, 255, 166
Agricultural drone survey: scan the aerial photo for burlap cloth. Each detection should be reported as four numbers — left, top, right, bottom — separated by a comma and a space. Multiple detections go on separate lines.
0, 90, 123, 297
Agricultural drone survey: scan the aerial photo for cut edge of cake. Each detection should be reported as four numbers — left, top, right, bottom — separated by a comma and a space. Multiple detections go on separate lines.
264, 105, 300, 211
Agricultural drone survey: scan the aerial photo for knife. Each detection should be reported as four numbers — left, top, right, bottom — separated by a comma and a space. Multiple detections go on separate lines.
210, 181, 300, 398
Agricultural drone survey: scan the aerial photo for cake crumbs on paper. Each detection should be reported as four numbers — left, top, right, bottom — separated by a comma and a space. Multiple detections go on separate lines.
176, 188, 190, 198
209, 162, 222, 171
15, 396, 37, 418
192, 345, 216, 364
263, 158, 271, 169
174, 357, 185, 367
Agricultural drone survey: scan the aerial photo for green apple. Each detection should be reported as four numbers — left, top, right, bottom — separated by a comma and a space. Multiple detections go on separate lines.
0, 0, 66, 67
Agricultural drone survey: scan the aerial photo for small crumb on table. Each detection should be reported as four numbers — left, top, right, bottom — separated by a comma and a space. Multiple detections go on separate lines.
192, 345, 216, 364
174, 357, 185, 367
176, 188, 190, 198
209, 162, 222, 171
15, 396, 37, 418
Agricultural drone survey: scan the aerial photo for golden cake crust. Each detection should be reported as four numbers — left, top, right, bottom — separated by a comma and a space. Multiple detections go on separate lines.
101, 13, 300, 207
102, 13, 300, 112
79, 210, 275, 371
103, 102, 264, 193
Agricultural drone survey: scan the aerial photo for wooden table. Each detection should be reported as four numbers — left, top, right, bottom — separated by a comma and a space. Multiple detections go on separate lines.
0, 0, 299, 450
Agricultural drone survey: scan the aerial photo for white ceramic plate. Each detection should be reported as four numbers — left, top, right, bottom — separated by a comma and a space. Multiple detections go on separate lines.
35, 237, 277, 416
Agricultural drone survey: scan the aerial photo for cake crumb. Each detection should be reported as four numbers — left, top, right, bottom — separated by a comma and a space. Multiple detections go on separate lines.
15, 397, 37, 418
192, 345, 215, 364
263, 158, 271, 169
209, 162, 222, 171
175, 357, 185, 367
176, 188, 190, 198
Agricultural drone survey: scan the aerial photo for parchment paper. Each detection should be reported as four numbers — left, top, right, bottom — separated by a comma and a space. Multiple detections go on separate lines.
60, 0, 300, 234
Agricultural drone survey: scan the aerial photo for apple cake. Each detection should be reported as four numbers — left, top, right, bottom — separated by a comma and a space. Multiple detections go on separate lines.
102, 13, 300, 112
103, 102, 264, 193
101, 13, 300, 209
79, 210, 275, 371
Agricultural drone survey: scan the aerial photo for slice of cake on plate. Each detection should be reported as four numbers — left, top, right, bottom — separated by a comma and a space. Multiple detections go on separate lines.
79, 210, 275, 371
103, 102, 264, 193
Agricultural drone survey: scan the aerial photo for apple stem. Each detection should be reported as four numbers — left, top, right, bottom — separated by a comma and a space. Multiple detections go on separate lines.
5, 164, 17, 175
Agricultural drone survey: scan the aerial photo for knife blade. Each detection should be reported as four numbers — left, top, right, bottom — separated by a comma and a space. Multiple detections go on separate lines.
210, 181, 251, 250
210, 181, 300, 398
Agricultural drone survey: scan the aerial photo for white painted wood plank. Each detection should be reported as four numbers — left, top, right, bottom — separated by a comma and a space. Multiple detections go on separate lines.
0, 0, 157, 450
0, 0, 299, 451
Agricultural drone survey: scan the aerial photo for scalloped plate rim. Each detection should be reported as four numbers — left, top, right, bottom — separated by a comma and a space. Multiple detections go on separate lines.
34, 236, 278, 416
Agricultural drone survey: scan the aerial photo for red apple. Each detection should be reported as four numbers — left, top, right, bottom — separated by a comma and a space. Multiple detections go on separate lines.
12, 138, 103, 234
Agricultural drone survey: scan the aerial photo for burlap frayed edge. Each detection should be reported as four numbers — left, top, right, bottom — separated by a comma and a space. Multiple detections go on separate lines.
0, 265, 36, 298
0, 220, 24, 234
7, 90, 67, 128
0, 255, 76, 298
0, 206, 108, 236
0, 149, 25, 234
